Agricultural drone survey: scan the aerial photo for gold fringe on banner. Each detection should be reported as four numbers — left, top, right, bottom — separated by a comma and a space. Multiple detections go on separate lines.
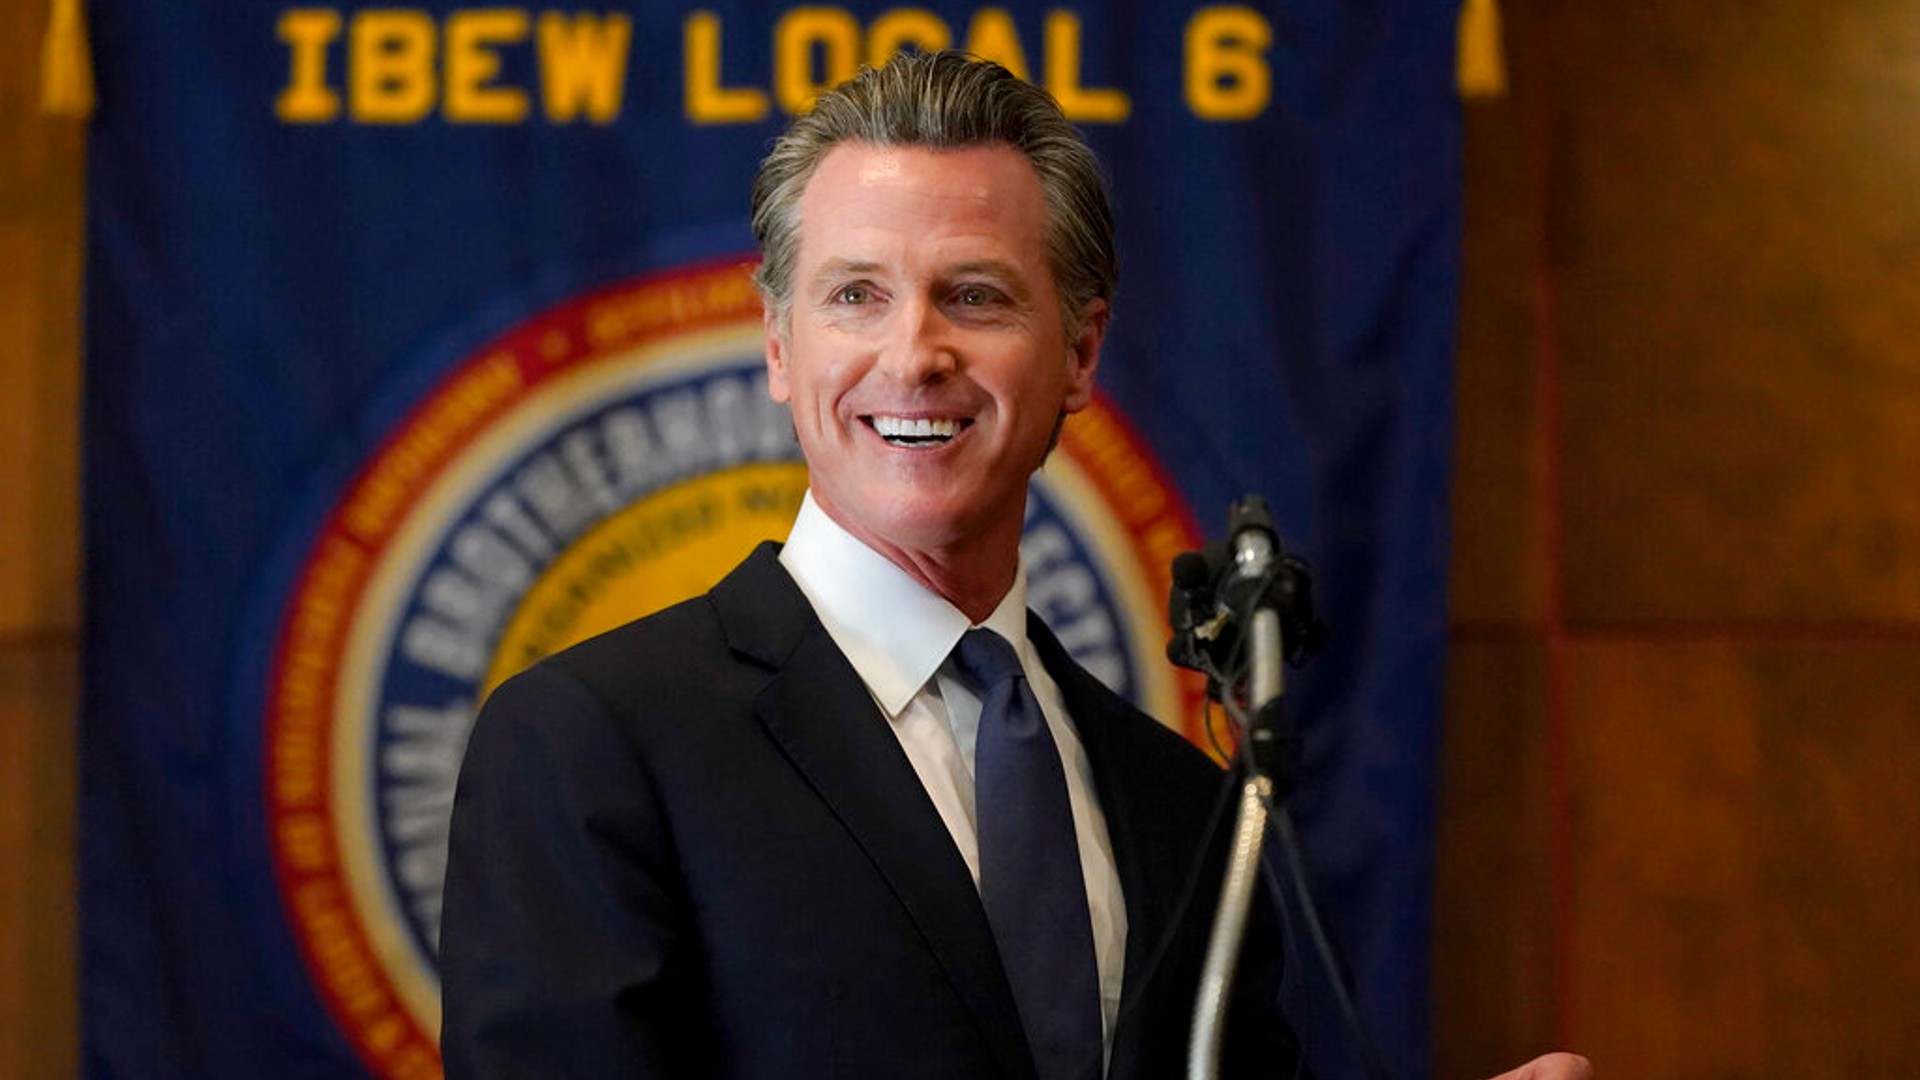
1456, 0, 1508, 99
40, 0, 96, 119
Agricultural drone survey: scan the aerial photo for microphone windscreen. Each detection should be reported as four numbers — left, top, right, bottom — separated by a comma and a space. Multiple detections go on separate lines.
1171, 551, 1211, 589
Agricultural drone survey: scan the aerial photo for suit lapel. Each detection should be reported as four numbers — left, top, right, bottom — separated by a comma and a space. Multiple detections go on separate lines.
1028, 614, 1200, 1080
712, 546, 1036, 1080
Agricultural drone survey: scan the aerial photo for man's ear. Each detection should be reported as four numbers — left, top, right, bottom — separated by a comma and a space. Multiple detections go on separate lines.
1062, 299, 1109, 414
763, 302, 791, 403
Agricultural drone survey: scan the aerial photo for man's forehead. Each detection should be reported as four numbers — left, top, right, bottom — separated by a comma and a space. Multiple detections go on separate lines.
792, 142, 1051, 263
804, 141, 1039, 196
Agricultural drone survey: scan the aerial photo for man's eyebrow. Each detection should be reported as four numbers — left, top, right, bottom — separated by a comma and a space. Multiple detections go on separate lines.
945, 260, 1032, 299
803, 257, 1035, 301
808, 257, 882, 285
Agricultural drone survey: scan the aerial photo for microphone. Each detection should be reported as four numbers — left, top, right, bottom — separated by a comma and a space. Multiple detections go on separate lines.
1165, 495, 1327, 701
1165, 547, 1224, 675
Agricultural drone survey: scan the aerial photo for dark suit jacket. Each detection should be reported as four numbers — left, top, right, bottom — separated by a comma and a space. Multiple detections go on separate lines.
441, 542, 1303, 1079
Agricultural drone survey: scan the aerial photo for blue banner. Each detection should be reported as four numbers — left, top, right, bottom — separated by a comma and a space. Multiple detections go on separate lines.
82, 3, 1460, 1076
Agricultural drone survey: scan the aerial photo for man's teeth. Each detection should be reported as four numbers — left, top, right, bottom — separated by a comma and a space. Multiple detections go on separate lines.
872, 416, 960, 445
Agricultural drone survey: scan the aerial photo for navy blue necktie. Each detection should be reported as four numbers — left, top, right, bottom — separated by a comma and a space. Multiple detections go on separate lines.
953, 628, 1103, 1080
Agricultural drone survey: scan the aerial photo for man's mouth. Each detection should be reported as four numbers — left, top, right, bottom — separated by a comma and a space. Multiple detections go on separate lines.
868, 415, 965, 447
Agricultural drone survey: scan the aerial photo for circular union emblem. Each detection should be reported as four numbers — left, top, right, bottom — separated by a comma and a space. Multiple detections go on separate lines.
262, 260, 1207, 1078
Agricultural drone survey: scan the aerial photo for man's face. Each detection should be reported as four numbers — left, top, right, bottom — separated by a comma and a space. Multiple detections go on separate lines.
766, 141, 1106, 564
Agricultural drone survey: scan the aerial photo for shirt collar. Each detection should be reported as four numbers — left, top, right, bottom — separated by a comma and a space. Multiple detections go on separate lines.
779, 492, 1030, 718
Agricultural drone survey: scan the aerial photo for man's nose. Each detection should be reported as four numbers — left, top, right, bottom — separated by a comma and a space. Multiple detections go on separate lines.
877, 298, 959, 384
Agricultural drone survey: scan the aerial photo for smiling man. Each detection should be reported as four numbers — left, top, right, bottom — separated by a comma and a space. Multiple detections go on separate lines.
765, 136, 1101, 622
440, 51, 1590, 1080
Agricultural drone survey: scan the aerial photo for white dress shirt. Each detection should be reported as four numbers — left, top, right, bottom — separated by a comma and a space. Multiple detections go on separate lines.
779, 492, 1129, 1051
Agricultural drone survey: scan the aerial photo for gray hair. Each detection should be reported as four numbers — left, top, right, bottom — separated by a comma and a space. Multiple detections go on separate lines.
750, 50, 1117, 335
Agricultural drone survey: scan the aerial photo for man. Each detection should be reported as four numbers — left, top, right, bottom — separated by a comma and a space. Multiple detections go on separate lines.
441, 51, 1590, 1080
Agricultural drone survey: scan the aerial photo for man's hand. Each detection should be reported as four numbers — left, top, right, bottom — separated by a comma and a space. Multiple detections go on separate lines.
1486, 1052, 1594, 1080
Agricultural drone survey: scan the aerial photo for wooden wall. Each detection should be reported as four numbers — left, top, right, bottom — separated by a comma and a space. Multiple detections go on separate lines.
5, 2, 1918, 1077
0, 1, 84, 1075
1436, 0, 1920, 1076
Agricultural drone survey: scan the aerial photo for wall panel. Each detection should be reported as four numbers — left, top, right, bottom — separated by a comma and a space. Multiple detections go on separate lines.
1433, 639, 1557, 1076
1549, 1, 1920, 622
0, 101, 84, 635
1450, 0, 1550, 628
1446, 1, 1920, 1076
0, 647, 79, 1079
1566, 642, 1920, 1076
1, 3, 87, 1077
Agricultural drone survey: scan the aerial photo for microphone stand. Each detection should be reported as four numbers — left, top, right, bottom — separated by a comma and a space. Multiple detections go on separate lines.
1186, 506, 1290, 1080
1172, 497, 1389, 1080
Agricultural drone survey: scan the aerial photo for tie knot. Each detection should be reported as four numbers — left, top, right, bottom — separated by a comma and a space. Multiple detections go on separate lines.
952, 628, 1025, 690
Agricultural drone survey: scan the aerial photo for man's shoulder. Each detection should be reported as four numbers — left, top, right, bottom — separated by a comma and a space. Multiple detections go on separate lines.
548, 590, 724, 676
495, 541, 801, 711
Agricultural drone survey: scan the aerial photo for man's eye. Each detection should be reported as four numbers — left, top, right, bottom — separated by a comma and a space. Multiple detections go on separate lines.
832, 283, 872, 304
954, 285, 999, 307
